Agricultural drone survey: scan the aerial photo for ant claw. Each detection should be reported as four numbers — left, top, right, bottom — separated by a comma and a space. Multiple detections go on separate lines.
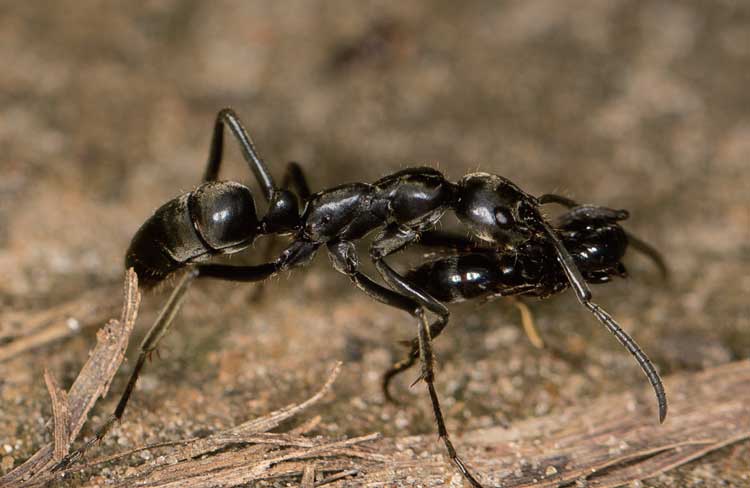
409, 374, 425, 388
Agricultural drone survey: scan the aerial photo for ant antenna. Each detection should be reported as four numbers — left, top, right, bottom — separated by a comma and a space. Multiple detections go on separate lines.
539, 218, 592, 303
538, 212, 667, 423
626, 232, 670, 280
582, 300, 668, 423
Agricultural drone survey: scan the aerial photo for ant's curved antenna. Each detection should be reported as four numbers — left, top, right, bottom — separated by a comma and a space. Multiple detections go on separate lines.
582, 300, 668, 423
538, 193, 667, 422
538, 217, 592, 303
626, 232, 670, 280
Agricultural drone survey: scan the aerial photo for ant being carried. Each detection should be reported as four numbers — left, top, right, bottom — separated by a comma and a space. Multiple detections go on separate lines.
55, 109, 668, 488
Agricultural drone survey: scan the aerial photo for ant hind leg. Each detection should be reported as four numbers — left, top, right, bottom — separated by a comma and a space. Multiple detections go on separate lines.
53, 252, 307, 472
203, 108, 278, 201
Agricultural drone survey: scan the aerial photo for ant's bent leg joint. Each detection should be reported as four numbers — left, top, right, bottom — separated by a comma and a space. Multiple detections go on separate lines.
327, 240, 359, 275
278, 240, 320, 271
370, 226, 418, 261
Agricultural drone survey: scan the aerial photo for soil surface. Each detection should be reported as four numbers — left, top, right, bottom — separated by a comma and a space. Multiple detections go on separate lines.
1, 1, 748, 486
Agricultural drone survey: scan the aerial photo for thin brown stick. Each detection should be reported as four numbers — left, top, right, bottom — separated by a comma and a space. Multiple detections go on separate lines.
0, 269, 141, 487
301, 462, 316, 488
42, 369, 70, 462
82, 361, 750, 486
0, 286, 122, 362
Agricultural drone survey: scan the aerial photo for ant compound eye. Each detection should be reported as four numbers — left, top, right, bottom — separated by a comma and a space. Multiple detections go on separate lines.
494, 207, 513, 227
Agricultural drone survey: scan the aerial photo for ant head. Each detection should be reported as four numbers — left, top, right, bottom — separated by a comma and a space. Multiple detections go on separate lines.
262, 189, 301, 234
455, 173, 544, 246
557, 206, 630, 276
190, 181, 261, 250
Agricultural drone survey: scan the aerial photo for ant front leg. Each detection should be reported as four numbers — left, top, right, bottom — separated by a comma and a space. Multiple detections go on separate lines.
327, 240, 483, 487
368, 226, 484, 488
380, 230, 477, 400
325, 239, 437, 401
369, 226, 450, 396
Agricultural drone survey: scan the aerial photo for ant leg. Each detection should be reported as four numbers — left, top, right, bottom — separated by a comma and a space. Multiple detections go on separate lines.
53, 270, 199, 470
415, 307, 484, 488
251, 162, 312, 302
374, 226, 474, 379
381, 353, 418, 403
367, 226, 452, 390
369, 226, 448, 325
54, 242, 319, 471
540, 194, 669, 278
366, 232, 483, 487
203, 108, 277, 201
325, 241, 435, 401
282, 161, 311, 201
327, 241, 482, 487
381, 314, 450, 404
510, 297, 545, 349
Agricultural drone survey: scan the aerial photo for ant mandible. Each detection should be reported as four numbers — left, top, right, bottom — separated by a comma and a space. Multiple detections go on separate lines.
55, 109, 667, 488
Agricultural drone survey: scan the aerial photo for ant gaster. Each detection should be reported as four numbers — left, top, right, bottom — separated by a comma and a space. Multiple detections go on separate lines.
56, 109, 667, 488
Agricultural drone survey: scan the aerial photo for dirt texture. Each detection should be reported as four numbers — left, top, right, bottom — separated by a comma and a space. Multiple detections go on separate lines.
1, 1, 749, 487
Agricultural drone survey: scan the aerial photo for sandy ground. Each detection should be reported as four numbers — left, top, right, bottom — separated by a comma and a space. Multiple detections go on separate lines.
0, 1, 748, 486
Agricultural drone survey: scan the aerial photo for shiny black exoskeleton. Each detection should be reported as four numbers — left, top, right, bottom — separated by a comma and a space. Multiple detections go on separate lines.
58, 109, 668, 488
410, 205, 632, 303
380, 204, 667, 425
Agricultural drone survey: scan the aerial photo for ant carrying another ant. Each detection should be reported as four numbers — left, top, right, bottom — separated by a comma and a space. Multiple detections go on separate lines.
55, 109, 667, 488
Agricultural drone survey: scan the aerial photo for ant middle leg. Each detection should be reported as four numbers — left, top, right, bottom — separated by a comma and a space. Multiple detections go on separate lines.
203, 108, 278, 200
326, 241, 483, 488
366, 230, 484, 487
282, 161, 311, 200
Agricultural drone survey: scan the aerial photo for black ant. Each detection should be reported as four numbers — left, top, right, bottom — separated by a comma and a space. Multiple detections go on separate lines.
55, 109, 667, 488
383, 203, 668, 408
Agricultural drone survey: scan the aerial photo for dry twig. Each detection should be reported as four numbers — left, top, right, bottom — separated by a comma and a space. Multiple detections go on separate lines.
0, 285, 123, 363
0, 269, 141, 487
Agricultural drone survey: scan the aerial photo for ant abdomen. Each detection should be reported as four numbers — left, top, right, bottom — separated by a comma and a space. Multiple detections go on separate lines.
125, 181, 259, 288
189, 181, 259, 250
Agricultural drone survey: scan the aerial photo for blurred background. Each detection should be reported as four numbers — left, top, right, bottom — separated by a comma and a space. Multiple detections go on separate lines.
0, 1, 748, 485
